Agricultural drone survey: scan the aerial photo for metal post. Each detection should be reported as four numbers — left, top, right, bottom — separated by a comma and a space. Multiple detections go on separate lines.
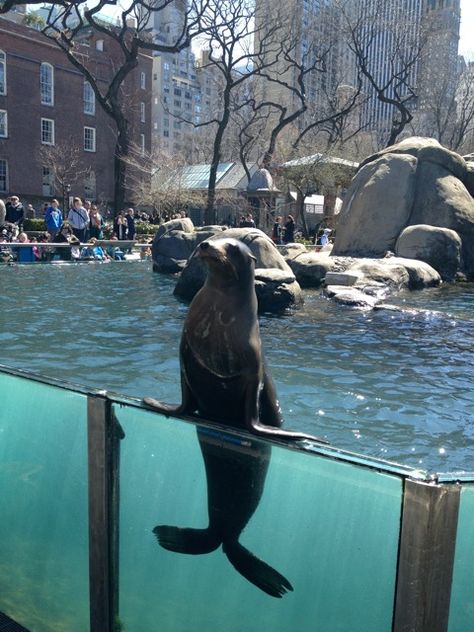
87, 395, 122, 632
393, 479, 460, 632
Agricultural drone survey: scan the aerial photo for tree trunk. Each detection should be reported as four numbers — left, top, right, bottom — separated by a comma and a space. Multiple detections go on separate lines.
113, 117, 129, 215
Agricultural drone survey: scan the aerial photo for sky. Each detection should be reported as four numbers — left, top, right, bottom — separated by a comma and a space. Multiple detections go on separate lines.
460, 0, 474, 59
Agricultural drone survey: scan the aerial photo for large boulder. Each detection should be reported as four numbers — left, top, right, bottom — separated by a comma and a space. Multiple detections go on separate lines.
151, 219, 224, 273
285, 249, 338, 287
333, 137, 474, 279
332, 153, 418, 257
174, 228, 302, 313
395, 224, 462, 281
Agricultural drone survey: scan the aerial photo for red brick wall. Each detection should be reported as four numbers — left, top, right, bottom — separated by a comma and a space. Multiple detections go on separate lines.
0, 17, 152, 209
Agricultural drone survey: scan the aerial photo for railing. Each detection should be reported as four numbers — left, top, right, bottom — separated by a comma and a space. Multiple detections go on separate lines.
0, 364, 473, 632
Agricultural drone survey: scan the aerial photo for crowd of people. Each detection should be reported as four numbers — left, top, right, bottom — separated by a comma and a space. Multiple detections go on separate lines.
270, 215, 296, 245
0, 195, 152, 264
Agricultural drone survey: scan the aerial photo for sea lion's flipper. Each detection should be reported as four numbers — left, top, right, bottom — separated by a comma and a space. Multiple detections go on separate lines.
223, 541, 293, 598
143, 370, 197, 415
153, 525, 220, 554
143, 397, 186, 414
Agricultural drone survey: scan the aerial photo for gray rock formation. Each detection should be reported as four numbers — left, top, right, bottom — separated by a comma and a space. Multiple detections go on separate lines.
285, 249, 337, 287
151, 219, 224, 273
395, 225, 462, 281
333, 137, 474, 280
174, 227, 302, 313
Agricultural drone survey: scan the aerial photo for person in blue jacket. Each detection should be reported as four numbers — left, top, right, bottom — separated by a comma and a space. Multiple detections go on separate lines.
44, 199, 63, 238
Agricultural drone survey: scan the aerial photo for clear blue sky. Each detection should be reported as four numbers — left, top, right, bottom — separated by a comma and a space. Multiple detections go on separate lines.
460, 0, 474, 58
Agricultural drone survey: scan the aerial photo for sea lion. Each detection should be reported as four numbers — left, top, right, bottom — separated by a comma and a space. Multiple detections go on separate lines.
144, 238, 326, 597
144, 237, 324, 443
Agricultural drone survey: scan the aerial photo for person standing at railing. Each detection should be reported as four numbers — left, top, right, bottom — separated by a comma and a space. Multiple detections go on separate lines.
44, 199, 63, 239
5, 196, 24, 233
114, 213, 128, 240
89, 205, 105, 240
67, 197, 89, 243
125, 208, 136, 240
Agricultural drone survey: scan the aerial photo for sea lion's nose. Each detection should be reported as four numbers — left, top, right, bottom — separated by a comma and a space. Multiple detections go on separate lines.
200, 242, 210, 250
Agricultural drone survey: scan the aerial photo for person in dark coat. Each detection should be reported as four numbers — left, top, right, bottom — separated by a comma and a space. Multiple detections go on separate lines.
283, 215, 295, 244
5, 196, 25, 231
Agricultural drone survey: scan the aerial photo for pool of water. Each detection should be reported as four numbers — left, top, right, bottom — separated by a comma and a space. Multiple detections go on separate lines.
1, 261, 473, 472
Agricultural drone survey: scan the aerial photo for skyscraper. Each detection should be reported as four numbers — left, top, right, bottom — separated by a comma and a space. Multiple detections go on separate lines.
254, 0, 461, 148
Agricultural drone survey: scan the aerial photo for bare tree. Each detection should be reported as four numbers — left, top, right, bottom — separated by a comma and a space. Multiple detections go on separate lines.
413, 62, 474, 153
183, 0, 286, 224
38, 141, 91, 210
337, 0, 426, 148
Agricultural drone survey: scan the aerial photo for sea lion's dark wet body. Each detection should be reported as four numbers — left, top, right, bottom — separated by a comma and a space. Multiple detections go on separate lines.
145, 238, 325, 597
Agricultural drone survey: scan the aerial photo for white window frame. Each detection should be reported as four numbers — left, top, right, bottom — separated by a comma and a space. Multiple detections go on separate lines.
0, 50, 6, 96
140, 101, 145, 123
0, 110, 7, 138
96, 39, 104, 51
140, 71, 146, 89
0, 159, 8, 193
83, 81, 95, 115
40, 62, 54, 106
84, 126, 96, 152
41, 118, 55, 145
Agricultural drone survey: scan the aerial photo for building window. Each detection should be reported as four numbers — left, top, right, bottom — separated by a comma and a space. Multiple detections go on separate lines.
140, 133, 145, 155
40, 63, 54, 106
42, 166, 54, 196
0, 159, 7, 192
0, 110, 7, 137
140, 72, 146, 89
84, 171, 96, 198
140, 101, 145, 123
84, 81, 95, 115
41, 118, 55, 144
84, 126, 96, 152
96, 39, 104, 51
0, 50, 6, 95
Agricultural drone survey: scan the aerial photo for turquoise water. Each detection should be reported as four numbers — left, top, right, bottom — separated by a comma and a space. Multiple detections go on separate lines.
0, 262, 473, 472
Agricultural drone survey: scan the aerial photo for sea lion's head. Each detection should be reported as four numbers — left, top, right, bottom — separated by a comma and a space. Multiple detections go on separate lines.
197, 238, 256, 288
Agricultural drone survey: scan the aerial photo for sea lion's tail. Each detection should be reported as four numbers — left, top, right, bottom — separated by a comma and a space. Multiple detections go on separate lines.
223, 541, 293, 598
153, 525, 220, 554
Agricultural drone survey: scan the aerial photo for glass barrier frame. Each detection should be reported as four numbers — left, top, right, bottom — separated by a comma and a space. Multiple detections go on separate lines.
0, 364, 472, 632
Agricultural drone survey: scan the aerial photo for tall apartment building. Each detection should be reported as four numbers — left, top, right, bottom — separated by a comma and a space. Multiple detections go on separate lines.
147, 0, 210, 160
254, 0, 461, 147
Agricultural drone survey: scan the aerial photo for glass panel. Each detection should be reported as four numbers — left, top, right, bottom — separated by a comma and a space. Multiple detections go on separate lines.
117, 404, 402, 632
0, 372, 89, 632
448, 484, 474, 632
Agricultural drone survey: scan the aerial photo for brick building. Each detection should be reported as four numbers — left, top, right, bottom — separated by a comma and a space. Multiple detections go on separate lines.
0, 17, 152, 211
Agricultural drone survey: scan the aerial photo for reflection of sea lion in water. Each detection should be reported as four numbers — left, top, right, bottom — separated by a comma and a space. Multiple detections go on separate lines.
144, 238, 326, 597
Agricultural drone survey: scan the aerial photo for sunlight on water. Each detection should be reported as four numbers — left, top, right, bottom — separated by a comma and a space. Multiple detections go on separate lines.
0, 262, 473, 472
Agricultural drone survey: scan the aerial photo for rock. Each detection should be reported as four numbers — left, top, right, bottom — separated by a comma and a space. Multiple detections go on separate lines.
395, 225, 462, 281
324, 286, 379, 309
173, 228, 302, 313
409, 162, 474, 278
254, 268, 303, 312
333, 137, 474, 279
151, 219, 223, 273
285, 250, 337, 287
324, 271, 360, 286
348, 259, 410, 290
332, 153, 418, 257
358, 136, 467, 180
